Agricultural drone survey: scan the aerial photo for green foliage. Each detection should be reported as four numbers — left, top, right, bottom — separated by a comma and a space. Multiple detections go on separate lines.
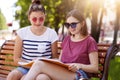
15, 0, 76, 32
15, 0, 31, 28
108, 56, 120, 80
0, 9, 7, 30
91, 56, 120, 80
14, 0, 102, 41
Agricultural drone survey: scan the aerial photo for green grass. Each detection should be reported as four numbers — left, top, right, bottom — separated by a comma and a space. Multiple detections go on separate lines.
91, 56, 120, 80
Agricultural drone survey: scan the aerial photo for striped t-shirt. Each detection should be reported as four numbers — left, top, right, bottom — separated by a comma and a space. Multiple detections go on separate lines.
17, 26, 58, 61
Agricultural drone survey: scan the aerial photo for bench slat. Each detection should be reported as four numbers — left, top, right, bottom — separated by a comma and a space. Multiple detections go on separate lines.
1, 50, 14, 54
0, 65, 16, 71
98, 52, 106, 58
2, 45, 14, 50
0, 55, 13, 60
0, 74, 7, 78
99, 58, 105, 64
0, 40, 119, 80
0, 60, 18, 66
0, 69, 10, 75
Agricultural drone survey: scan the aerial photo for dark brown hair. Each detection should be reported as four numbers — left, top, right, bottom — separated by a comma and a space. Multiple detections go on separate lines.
66, 9, 88, 36
28, 0, 45, 15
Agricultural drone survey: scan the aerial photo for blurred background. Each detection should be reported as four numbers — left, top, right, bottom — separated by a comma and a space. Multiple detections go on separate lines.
0, 0, 120, 79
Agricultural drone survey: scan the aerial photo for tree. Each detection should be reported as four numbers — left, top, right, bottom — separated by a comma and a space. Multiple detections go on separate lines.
75, 0, 104, 43
15, 0, 76, 32
15, 0, 104, 42
90, 0, 104, 43
15, 0, 31, 28
0, 9, 7, 30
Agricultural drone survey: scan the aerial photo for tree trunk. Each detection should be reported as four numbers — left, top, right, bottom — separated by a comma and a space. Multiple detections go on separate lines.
113, 1, 120, 44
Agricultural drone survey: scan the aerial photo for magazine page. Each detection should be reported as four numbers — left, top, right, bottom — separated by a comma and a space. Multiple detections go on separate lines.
18, 58, 68, 68
40, 58, 68, 68
18, 59, 34, 68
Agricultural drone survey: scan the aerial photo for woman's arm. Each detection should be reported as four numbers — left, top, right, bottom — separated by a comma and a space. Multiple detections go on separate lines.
68, 51, 98, 73
81, 51, 98, 73
13, 35, 23, 64
51, 41, 59, 58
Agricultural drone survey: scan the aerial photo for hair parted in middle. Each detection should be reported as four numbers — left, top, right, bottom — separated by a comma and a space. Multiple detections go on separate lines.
28, 0, 45, 15
66, 9, 88, 36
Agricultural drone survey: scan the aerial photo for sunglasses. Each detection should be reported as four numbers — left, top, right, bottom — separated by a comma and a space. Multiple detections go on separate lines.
32, 17, 44, 23
64, 22, 80, 28
31, 5, 45, 13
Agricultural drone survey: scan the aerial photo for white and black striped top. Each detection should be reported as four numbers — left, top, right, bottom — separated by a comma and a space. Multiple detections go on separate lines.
17, 26, 58, 61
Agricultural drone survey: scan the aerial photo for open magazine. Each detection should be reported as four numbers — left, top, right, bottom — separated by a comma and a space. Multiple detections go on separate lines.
18, 59, 34, 68
18, 58, 68, 68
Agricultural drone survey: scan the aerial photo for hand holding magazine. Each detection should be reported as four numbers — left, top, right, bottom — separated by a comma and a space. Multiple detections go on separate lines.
18, 58, 68, 68
18, 59, 34, 68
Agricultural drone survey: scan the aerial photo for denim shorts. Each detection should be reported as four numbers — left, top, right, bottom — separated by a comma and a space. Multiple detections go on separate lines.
16, 66, 30, 75
76, 70, 89, 80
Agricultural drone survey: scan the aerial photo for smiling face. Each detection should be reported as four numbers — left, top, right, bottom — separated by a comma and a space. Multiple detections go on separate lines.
65, 9, 88, 36
66, 16, 84, 35
29, 11, 45, 27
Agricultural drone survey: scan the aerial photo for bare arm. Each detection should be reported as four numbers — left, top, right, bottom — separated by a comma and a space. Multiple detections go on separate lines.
51, 41, 59, 58
13, 35, 23, 64
68, 51, 98, 73
58, 50, 62, 60
81, 51, 98, 73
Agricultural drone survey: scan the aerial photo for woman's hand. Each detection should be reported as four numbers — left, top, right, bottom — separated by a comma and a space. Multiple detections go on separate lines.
68, 63, 82, 72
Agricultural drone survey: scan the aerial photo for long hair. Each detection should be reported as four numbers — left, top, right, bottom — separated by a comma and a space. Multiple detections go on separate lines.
66, 9, 88, 36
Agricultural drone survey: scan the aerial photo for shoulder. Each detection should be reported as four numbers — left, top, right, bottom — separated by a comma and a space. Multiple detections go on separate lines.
17, 26, 30, 32
86, 35, 96, 42
62, 35, 70, 43
46, 27, 55, 31
46, 27, 57, 34
86, 35, 98, 47
16, 26, 30, 38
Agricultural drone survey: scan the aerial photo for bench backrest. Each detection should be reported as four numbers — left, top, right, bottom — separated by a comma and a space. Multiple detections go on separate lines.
0, 40, 17, 78
0, 40, 119, 80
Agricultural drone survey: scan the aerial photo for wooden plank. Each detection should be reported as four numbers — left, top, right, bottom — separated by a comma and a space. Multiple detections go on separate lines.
97, 43, 110, 47
0, 74, 7, 79
0, 65, 16, 71
0, 55, 13, 60
0, 60, 18, 66
98, 47, 108, 51
0, 50, 14, 54
99, 66, 103, 71
99, 58, 105, 64
98, 52, 106, 58
0, 69, 9, 75
4, 41, 15, 46
2, 45, 14, 50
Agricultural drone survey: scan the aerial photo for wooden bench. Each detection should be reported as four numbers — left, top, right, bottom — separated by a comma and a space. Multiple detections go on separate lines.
0, 40, 119, 80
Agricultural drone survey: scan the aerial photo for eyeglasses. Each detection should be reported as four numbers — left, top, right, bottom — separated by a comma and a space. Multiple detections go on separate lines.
32, 17, 44, 23
64, 22, 80, 28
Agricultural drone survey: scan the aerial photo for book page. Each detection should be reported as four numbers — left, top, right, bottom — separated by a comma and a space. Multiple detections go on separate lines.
18, 61, 34, 66
40, 58, 68, 68
18, 59, 34, 68
18, 58, 68, 68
